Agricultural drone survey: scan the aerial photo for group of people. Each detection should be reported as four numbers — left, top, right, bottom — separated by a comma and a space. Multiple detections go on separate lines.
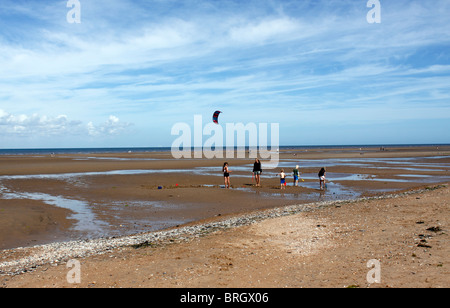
275, 165, 300, 190
222, 160, 327, 190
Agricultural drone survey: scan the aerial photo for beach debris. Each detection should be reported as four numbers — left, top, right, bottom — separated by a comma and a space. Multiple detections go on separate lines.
158, 186, 163, 190
426, 226, 442, 232
212, 110, 222, 124
417, 243, 432, 248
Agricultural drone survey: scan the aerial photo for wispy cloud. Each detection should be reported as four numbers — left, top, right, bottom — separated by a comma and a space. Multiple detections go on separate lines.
0, 0, 449, 146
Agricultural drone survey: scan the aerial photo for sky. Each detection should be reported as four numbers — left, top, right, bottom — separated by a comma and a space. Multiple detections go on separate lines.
0, 0, 449, 148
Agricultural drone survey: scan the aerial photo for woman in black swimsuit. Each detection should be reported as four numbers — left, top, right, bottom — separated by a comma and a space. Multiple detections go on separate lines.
223, 162, 231, 188
253, 158, 262, 187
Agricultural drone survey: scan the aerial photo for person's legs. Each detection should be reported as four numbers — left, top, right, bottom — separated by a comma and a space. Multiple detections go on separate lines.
320, 176, 326, 189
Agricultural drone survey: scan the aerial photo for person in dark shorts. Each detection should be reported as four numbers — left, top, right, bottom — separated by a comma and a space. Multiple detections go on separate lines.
223, 162, 231, 188
253, 158, 262, 187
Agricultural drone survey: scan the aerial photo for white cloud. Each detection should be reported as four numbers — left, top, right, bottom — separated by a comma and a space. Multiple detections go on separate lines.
0, 110, 76, 136
87, 115, 131, 137
0, 110, 130, 138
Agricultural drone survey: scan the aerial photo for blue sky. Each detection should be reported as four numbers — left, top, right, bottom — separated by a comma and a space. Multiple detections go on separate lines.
0, 0, 449, 148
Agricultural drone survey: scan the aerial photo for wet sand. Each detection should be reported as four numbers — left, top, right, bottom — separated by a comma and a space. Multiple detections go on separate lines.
0, 146, 449, 250
0, 146, 449, 288
1, 183, 448, 288
0, 200, 72, 250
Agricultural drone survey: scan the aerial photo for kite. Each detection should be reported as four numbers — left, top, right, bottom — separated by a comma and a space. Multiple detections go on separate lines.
212, 111, 222, 124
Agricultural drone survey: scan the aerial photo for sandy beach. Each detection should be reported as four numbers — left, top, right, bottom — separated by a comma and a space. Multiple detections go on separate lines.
0, 146, 449, 288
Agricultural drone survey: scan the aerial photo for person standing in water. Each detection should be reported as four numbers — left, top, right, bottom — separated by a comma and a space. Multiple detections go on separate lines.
292, 165, 301, 187
277, 169, 287, 190
253, 158, 262, 187
318, 167, 326, 190
223, 162, 231, 189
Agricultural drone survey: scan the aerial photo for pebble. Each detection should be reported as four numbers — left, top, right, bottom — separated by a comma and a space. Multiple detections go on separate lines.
0, 186, 443, 276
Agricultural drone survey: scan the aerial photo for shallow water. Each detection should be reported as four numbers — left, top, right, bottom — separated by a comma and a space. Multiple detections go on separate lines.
0, 188, 106, 237
0, 185, 190, 241
0, 155, 447, 182
1, 154, 449, 247
0, 169, 181, 181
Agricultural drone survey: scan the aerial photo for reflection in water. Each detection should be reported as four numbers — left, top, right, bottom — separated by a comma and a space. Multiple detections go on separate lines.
0, 154, 448, 244
0, 188, 107, 237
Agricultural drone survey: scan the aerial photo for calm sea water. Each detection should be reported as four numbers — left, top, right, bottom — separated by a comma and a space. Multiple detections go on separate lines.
0, 147, 172, 155
0, 144, 447, 156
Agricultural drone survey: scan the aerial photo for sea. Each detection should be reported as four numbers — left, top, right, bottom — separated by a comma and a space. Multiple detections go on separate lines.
0, 144, 448, 156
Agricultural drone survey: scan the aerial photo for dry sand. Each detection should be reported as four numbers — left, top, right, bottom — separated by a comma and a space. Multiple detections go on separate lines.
0, 146, 449, 288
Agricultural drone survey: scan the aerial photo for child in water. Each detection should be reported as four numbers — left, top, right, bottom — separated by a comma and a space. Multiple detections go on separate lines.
318, 167, 326, 190
292, 165, 301, 187
277, 169, 287, 190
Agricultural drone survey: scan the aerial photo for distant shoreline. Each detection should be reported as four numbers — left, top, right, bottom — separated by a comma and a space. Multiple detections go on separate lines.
0, 143, 449, 155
